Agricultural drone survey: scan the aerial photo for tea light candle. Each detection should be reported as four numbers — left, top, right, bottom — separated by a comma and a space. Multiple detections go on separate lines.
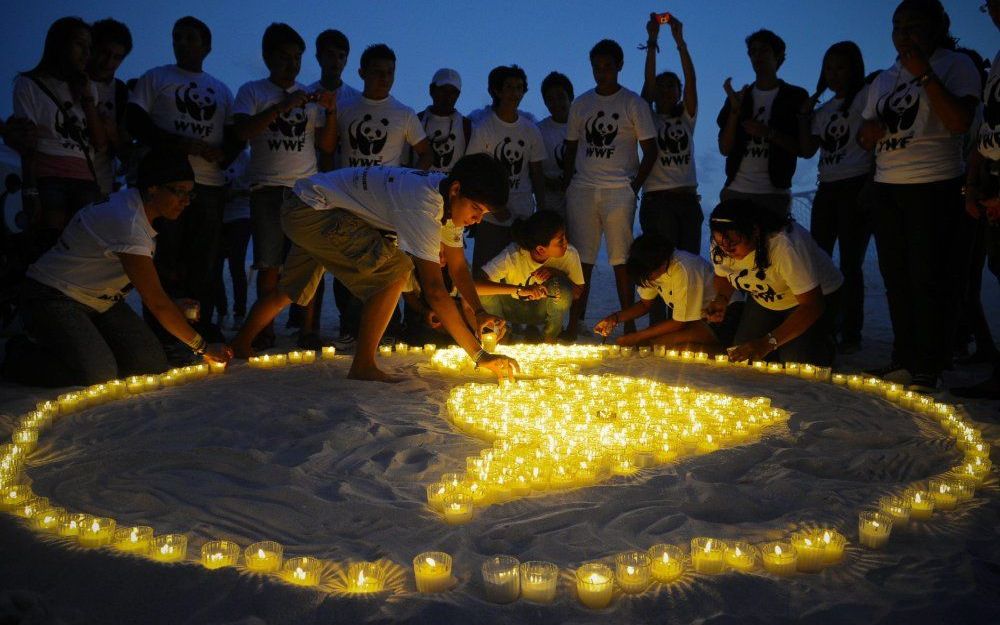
288, 350, 303, 364
244, 541, 283, 573
58, 512, 90, 537
621, 346, 634, 358
608, 344, 621, 357
801, 364, 817, 379
424, 343, 437, 353
785, 362, 800, 376
426, 482, 448, 511
654, 345, 666, 357
201, 540, 240, 569
442, 492, 473, 524
283, 556, 321, 586
724, 542, 756, 572
638, 346, 651, 358
519, 561, 558, 603
878, 495, 911, 524
413, 551, 453, 593
847, 375, 863, 390
379, 345, 393, 356
347, 562, 383, 593
113, 525, 153, 553
690, 538, 726, 575
907, 489, 934, 520
482, 555, 520, 603
615, 551, 651, 594
814, 366, 832, 382
818, 530, 846, 565
31, 506, 64, 531
271, 354, 287, 367
791, 532, 825, 573
714, 354, 728, 366
832, 373, 847, 385
927, 479, 958, 511
648, 544, 684, 582
151, 534, 187, 562
576, 562, 613, 609
302, 349, 316, 363
13, 496, 48, 519
858, 511, 892, 549
760, 542, 797, 575
395, 342, 410, 354
767, 362, 783, 374
1, 483, 34, 511
322, 346, 336, 360
951, 478, 976, 502
884, 383, 902, 400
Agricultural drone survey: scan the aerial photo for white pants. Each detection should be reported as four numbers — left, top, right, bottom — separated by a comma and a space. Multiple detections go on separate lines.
566, 184, 636, 265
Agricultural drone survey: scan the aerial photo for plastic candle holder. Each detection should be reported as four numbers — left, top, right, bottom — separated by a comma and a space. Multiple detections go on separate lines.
282, 556, 322, 586
1, 482, 33, 511
201, 540, 240, 569
576, 562, 614, 609
648, 544, 684, 582
906, 489, 935, 520
858, 511, 892, 549
814, 366, 832, 382
301, 350, 316, 363
347, 562, 384, 593
620, 346, 634, 358
442, 492, 473, 524
209, 361, 226, 374
724, 542, 757, 572
761, 542, 797, 576
614, 551, 651, 594
245, 541, 283, 573
322, 346, 336, 360
426, 482, 448, 511
31, 506, 64, 531
114, 525, 153, 553
638, 346, 651, 358
791, 532, 826, 573
151, 534, 188, 562
927, 479, 958, 511
395, 342, 410, 354
690, 538, 726, 575
801, 364, 817, 379
714, 354, 728, 365
287, 351, 303, 364
519, 561, 558, 603
379, 345, 393, 356
951, 478, 976, 502
413, 551, 453, 593
878, 495, 911, 524
482, 555, 520, 603
818, 529, 846, 564
481, 332, 498, 352
58, 512, 91, 537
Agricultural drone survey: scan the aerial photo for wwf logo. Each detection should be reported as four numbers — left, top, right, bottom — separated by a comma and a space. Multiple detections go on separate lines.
584, 110, 619, 147
749, 106, 768, 145
269, 108, 307, 138
348, 113, 389, 156
493, 136, 526, 177
731, 267, 783, 304
877, 80, 920, 134
820, 112, 850, 153
174, 81, 218, 121
429, 128, 457, 168
54, 101, 90, 152
657, 118, 689, 155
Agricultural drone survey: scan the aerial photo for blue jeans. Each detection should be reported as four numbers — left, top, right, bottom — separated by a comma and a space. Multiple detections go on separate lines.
480, 276, 573, 340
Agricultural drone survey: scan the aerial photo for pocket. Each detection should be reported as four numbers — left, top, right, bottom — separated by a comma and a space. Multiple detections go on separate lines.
321, 210, 395, 270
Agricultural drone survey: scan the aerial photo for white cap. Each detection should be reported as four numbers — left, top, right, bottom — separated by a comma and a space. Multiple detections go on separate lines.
431, 68, 462, 91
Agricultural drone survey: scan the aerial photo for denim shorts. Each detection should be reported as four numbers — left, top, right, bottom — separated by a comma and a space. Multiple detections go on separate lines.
250, 186, 292, 269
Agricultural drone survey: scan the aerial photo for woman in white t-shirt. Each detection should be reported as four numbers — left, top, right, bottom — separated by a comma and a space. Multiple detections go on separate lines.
705, 199, 843, 366
798, 41, 874, 354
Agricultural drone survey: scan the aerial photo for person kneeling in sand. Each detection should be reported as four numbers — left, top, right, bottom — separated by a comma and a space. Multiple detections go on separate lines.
229, 154, 520, 382
594, 234, 733, 352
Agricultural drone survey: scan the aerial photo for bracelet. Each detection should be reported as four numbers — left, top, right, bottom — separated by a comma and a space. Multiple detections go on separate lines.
472, 348, 488, 368
187, 334, 207, 355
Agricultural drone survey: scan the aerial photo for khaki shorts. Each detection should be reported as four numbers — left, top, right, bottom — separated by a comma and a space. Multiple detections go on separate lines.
279, 194, 413, 305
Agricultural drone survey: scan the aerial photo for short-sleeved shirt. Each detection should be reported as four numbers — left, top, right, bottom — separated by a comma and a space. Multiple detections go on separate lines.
713, 221, 844, 311
482, 242, 585, 295
13, 76, 98, 167
92, 78, 127, 194
644, 109, 698, 191
537, 116, 568, 181
467, 110, 546, 224
977, 50, 1000, 162
863, 48, 981, 184
419, 109, 468, 173
306, 79, 361, 106
130, 64, 234, 186
636, 250, 714, 322
26, 188, 156, 312
727, 86, 785, 194
233, 79, 325, 188
811, 87, 874, 183
337, 95, 426, 167
292, 167, 463, 263
222, 150, 251, 223
566, 87, 657, 189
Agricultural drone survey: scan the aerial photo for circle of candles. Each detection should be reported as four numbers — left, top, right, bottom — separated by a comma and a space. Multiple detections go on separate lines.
201, 540, 240, 569
244, 541, 283, 573
482, 555, 520, 603
31, 506, 65, 532
114, 525, 153, 553
58, 512, 91, 537
576, 562, 614, 609
519, 561, 558, 603
905, 489, 935, 520
927, 479, 958, 511
690, 538, 726, 575
818, 529, 846, 565
614, 551, 651, 594
321, 346, 336, 360
283, 556, 322, 586
347, 562, 383, 593
442, 492, 473, 524
648, 544, 684, 582
791, 531, 826, 573
878, 495, 911, 524
858, 511, 893, 549
723, 541, 757, 572
151, 534, 188, 562
760, 542, 797, 575
413, 551, 453, 593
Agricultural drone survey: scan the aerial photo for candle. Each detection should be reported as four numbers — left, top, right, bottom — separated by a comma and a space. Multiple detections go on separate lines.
413, 551, 453, 593
13, 496, 48, 519
31, 506, 64, 531
907, 489, 934, 521
714, 354, 728, 366
791, 532, 825, 573
151, 534, 187, 562
814, 366, 832, 382
621, 346, 634, 358
396, 342, 410, 354
201, 540, 240, 569
347, 562, 383, 593
244, 541, 283, 573
638, 346, 651, 358
858, 511, 892, 549
58, 513, 90, 537
927, 479, 958, 511
288, 351, 303, 364
322, 346, 336, 360
654, 345, 666, 357
818, 530, 846, 565
760, 542, 797, 576
78, 517, 116, 548
426, 482, 449, 511
767, 362, 783, 374
113, 526, 153, 553
951, 478, 976, 502
481, 332, 498, 352
271, 354, 287, 367
847, 375, 863, 390
801, 364, 816, 379
785, 362, 800, 376
442, 493, 473, 524
648, 544, 684, 582
283, 556, 322, 586
724, 542, 757, 572
424, 343, 437, 353
576, 562, 614, 609
614, 551, 651, 594
1, 483, 34, 511
519, 561, 558, 603
878, 495, 911, 524
379, 345, 393, 356
209, 361, 226, 374
482, 555, 520, 603
302, 349, 316, 363
690, 538, 726, 575
884, 383, 902, 400
608, 345, 621, 357
832, 373, 847, 385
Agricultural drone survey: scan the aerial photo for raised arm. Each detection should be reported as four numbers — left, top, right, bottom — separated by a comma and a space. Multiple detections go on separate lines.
641, 14, 660, 103
670, 17, 698, 117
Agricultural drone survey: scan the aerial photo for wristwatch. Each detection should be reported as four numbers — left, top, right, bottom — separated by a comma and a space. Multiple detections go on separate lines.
765, 332, 778, 352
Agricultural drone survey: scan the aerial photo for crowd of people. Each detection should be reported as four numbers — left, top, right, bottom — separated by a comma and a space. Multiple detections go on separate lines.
0, 0, 997, 397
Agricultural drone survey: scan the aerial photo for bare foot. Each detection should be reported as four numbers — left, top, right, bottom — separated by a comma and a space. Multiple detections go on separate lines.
347, 365, 405, 383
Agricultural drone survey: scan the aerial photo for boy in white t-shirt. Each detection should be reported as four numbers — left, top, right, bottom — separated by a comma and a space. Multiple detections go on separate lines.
563, 38, 658, 338
415, 68, 472, 173
309, 28, 361, 171
537, 72, 574, 219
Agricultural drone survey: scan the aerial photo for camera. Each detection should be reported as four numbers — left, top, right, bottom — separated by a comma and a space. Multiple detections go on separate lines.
655, 12, 671, 24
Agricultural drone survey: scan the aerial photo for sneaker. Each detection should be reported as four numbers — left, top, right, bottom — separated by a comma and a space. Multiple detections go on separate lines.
332, 334, 357, 354
907, 373, 939, 393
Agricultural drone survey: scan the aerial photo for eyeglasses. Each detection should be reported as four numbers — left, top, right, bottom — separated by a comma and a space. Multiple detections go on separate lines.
163, 185, 197, 201
712, 231, 745, 250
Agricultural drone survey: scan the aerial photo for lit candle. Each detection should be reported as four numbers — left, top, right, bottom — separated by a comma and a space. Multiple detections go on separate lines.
58, 512, 90, 537
271, 354, 287, 367
847, 375, 863, 390
884, 383, 902, 400
379, 345, 393, 356
858, 511, 892, 549
791, 532, 825, 573
442, 493, 473, 524
482, 555, 520, 603
244, 541, 283, 573
951, 478, 976, 502
714, 354, 728, 366
283, 556, 321, 586
31, 506, 64, 531
519, 561, 558, 603
638, 346, 651, 358
413, 551, 453, 593
113, 525, 153, 553
13, 496, 48, 519
302, 349, 316, 363
426, 482, 449, 511
767, 362, 783, 374
785, 362, 800, 376
396, 342, 410, 354
801, 364, 816, 379
347, 562, 384, 593
724, 542, 756, 572
814, 366, 832, 382
208, 360, 226, 374
818, 530, 846, 565
575, 562, 613, 609
150, 534, 187, 563
322, 346, 336, 360
878, 495, 911, 524
1, 483, 34, 511
614, 551, 651, 594
907, 489, 934, 521
481, 332, 498, 352
77, 517, 116, 548
424, 343, 437, 353
648, 544, 684, 582
288, 351, 303, 364
760, 542, 797, 576
927, 479, 957, 511
621, 346, 634, 358
690, 538, 726, 575
201, 540, 240, 569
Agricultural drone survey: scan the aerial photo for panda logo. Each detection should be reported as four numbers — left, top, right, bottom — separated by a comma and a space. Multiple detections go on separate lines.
657, 118, 689, 154
174, 82, 218, 121
430, 128, 457, 168
749, 106, 768, 145
269, 108, 308, 138
494, 136, 526, 177
348, 114, 389, 156
553, 142, 566, 170
877, 81, 920, 134
731, 267, 782, 304
820, 112, 850, 153
584, 110, 619, 147
53, 101, 91, 153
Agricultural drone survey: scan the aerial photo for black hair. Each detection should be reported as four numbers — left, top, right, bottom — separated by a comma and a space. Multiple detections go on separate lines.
91, 18, 132, 56
487, 65, 528, 109
315, 29, 349, 54
359, 43, 395, 70
893, 0, 957, 50
541, 71, 574, 102
589, 39, 624, 67
137, 150, 194, 190
173, 16, 211, 48
746, 29, 786, 67
511, 210, 565, 252
262, 23, 305, 60
708, 199, 792, 272
22, 17, 90, 78
442, 154, 509, 211
626, 234, 676, 288
817, 41, 865, 113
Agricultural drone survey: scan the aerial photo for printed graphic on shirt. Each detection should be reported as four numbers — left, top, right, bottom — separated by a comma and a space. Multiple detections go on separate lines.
54, 101, 91, 153
744, 105, 770, 159
583, 110, 619, 158
494, 137, 526, 187
348, 113, 389, 160
980, 70, 1000, 154
267, 107, 308, 151
429, 128, 458, 168
657, 118, 691, 166
819, 111, 851, 166
875, 79, 920, 153
173, 81, 219, 137
728, 266, 783, 305
553, 141, 566, 171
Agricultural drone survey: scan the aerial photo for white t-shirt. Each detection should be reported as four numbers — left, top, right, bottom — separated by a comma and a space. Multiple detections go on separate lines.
537, 116, 568, 181
92, 79, 122, 194
566, 87, 657, 189
130, 65, 234, 187
713, 221, 844, 311
977, 50, 1000, 162
727, 86, 785, 194
644, 109, 698, 191
222, 150, 251, 223
482, 242, 585, 294
337, 95, 426, 167
467, 110, 546, 224
27, 188, 156, 312
636, 250, 714, 322
13, 75, 98, 161
306, 79, 361, 105
863, 48, 981, 184
292, 167, 463, 263
234, 79, 325, 188
811, 87, 874, 183
420, 109, 468, 173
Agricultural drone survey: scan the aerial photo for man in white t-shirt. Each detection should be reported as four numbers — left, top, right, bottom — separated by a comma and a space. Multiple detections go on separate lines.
415, 68, 472, 174
309, 28, 361, 172
538, 72, 574, 219
563, 38, 658, 338
87, 18, 133, 196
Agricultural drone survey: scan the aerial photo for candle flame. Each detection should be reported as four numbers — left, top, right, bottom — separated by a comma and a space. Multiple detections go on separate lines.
90, 520, 101, 532
160, 544, 171, 554
734, 547, 742, 557
626, 565, 635, 575
804, 538, 813, 547
661, 553, 670, 563
704, 539, 712, 553
426, 557, 437, 567
294, 567, 306, 580
939, 484, 948, 494
130, 529, 139, 542
588, 573, 603, 583
914, 493, 922, 503
872, 521, 880, 528
358, 571, 366, 584
774, 545, 783, 556
210, 552, 222, 561
257, 548, 266, 559
823, 531, 831, 544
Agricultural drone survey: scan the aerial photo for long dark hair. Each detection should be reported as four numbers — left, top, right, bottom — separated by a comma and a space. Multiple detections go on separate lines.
22, 16, 90, 78
709, 199, 792, 271
511, 210, 564, 251
817, 41, 866, 114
